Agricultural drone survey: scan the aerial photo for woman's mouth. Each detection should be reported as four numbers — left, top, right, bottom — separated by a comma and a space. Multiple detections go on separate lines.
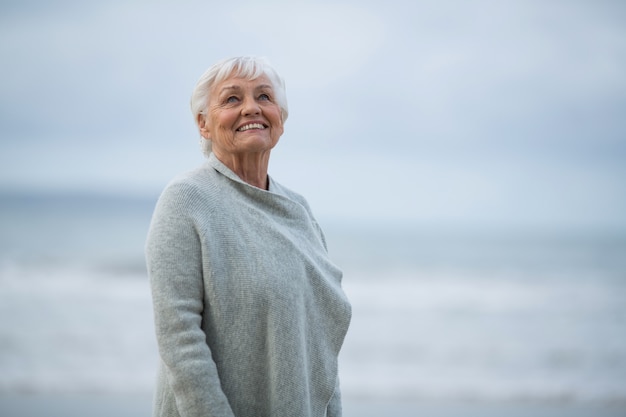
237, 123, 266, 132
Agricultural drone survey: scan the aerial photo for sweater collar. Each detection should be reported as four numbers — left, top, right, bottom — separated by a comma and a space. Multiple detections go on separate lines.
207, 152, 275, 192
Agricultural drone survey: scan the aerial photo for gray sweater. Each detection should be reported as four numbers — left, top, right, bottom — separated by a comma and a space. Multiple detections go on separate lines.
146, 153, 352, 417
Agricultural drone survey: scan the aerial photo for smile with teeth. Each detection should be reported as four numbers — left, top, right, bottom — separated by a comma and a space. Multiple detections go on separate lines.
237, 123, 266, 132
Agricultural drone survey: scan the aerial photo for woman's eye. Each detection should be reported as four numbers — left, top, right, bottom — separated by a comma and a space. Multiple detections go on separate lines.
258, 93, 270, 101
226, 96, 239, 103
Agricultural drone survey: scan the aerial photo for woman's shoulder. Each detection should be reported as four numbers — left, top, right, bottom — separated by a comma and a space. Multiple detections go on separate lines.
269, 178, 328, 247
269, 177, 311, 210
155, 163, 221, 210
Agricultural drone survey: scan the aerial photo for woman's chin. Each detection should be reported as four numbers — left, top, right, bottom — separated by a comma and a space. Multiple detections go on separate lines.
235, 135, 279, 152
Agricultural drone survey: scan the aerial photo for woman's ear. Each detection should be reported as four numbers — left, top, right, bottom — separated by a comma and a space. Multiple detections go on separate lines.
197, 114, 210, 139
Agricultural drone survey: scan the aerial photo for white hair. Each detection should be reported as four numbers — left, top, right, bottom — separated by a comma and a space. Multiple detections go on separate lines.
190, 56, 289, 157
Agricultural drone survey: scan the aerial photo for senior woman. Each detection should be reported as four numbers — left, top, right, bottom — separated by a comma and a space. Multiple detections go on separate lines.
145, 56, 352, 417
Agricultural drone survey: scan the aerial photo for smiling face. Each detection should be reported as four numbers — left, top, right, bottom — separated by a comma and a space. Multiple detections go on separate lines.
198, 74, 284, 161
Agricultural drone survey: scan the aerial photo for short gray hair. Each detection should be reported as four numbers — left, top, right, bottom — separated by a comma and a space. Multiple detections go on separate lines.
190, 56, 289, 157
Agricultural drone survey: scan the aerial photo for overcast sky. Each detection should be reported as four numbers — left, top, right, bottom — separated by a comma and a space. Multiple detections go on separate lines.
1, 0, 625, 231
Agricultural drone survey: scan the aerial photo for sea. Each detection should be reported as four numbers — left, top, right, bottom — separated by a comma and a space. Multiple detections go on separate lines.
0, 191, 625, 410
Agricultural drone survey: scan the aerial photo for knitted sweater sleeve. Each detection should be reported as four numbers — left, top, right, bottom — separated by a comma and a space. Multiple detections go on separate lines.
326, 376, 343, 417
146, 183, 235, 417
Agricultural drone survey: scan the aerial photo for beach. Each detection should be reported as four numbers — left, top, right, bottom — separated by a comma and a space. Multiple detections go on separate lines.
1, 193, 625, 416
1, 394, 625, 417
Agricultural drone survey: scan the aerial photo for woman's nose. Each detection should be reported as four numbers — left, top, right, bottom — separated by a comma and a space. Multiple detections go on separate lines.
242, 96, 261, 115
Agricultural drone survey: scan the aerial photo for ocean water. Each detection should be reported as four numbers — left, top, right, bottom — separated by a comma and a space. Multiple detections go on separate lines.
0, 192, 625, 407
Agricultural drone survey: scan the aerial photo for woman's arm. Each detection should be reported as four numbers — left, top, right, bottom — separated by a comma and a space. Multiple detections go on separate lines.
146, 184, 235, 417
326, 376, 343, 417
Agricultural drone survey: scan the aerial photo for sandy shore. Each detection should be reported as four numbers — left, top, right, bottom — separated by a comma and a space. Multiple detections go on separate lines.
1, 394, 625, 417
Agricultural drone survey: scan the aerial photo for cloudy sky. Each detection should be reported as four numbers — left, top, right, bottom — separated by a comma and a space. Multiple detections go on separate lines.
1, 0, 625, 231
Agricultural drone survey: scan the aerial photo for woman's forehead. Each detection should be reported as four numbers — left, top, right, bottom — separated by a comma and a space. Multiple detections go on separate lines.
213, 74, 273, 94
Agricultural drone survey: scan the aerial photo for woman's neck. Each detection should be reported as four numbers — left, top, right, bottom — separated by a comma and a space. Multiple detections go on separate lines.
213, 150, 271, 190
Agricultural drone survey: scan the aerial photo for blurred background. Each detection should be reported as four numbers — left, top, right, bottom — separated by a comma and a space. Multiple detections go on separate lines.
1, 0, 625, 416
